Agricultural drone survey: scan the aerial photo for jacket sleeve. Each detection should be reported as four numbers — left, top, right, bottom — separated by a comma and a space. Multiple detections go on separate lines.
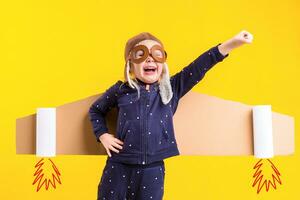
170, 43, 229, 100
88, 80, 122, 143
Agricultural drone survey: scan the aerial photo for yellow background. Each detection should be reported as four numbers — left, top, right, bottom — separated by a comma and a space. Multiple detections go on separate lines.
1, 0, 299, 199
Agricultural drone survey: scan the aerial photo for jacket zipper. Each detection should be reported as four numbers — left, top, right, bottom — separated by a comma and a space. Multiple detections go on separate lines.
145, 97, 148, 165
142, 88, 151, 165
141, 91, 146, 165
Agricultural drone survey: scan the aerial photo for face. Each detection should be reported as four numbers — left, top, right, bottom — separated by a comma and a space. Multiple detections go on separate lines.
129, 40, 165, 84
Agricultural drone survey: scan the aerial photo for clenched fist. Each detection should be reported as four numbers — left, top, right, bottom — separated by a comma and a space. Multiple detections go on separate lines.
218, 30, 254, 56
233, 30, 254, 45
99, 133, 124, 157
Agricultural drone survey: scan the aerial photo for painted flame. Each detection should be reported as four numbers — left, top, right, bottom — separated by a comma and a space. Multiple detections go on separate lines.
32, 158, 62, 192
252, 159, 282, 194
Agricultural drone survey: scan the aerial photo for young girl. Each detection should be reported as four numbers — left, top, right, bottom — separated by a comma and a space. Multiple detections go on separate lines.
89, 31, 253, 200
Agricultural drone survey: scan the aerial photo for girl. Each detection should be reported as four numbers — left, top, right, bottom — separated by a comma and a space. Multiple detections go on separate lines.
89, 31, 253, 200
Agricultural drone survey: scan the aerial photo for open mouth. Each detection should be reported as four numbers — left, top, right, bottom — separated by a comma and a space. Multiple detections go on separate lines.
143, 66, 157, 74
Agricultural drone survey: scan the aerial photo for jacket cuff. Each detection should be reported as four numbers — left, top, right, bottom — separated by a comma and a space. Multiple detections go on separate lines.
210, 43, 229, 62
95, 129, 108, 143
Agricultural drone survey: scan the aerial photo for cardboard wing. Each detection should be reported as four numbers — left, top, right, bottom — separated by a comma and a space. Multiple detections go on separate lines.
16, 92, 294, 156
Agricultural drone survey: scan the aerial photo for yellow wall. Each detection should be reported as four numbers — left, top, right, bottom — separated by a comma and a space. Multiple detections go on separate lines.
1, 0, 299, 199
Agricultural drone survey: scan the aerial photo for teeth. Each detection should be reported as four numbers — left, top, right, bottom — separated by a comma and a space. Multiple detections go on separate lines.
144, 66, 157, 71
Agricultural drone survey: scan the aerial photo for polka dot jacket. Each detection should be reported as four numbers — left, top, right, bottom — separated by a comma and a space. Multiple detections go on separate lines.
89, 43, 229, 165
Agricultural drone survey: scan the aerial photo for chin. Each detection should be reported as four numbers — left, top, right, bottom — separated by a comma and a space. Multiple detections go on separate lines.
141, 76, 159, 84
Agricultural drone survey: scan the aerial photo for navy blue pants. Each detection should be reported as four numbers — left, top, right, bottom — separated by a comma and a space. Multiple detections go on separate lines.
97, 159, 165, 200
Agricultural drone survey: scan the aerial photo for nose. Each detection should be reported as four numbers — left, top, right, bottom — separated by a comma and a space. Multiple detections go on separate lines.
146, 54, 154, 62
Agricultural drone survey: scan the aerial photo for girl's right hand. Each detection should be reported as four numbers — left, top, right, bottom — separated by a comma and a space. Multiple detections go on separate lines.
99, 133, 124, 157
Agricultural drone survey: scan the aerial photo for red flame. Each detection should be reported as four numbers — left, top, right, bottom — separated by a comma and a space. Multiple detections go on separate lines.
32, 158, 62, 192
252, 159, 282, 194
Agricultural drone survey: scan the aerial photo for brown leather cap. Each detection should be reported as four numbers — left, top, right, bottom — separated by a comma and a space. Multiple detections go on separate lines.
124, 32, 164, 62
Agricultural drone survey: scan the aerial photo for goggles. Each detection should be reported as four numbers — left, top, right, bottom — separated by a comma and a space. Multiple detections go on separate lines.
129, 44, 167, 64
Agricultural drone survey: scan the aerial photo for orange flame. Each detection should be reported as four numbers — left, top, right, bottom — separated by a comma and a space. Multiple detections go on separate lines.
252, 159, 282, 194
32, 158, 62, 192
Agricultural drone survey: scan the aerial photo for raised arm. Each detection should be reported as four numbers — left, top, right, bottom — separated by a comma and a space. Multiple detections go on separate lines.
171, 30, 253, 100
218, 30, 253, 55
88, 80, 122, 142
170, 43, 228, 100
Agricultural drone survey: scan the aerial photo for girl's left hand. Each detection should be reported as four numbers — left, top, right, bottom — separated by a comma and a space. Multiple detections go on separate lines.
218, 30, 253, 56
233, 30, 254, 45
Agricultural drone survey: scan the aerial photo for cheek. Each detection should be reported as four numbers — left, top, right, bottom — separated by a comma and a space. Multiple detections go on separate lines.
157, 64, 163, 75
132, 64, 143, 75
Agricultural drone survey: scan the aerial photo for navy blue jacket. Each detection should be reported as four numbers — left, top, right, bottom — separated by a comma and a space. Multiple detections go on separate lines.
88, 43, 229, 165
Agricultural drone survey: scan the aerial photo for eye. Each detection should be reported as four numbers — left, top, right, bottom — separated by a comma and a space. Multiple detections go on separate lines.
153, 50, 163, 58
135, 50, 144, 58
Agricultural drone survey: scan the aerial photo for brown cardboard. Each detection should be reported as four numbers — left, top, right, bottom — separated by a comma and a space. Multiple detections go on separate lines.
16, 92, 294, 156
